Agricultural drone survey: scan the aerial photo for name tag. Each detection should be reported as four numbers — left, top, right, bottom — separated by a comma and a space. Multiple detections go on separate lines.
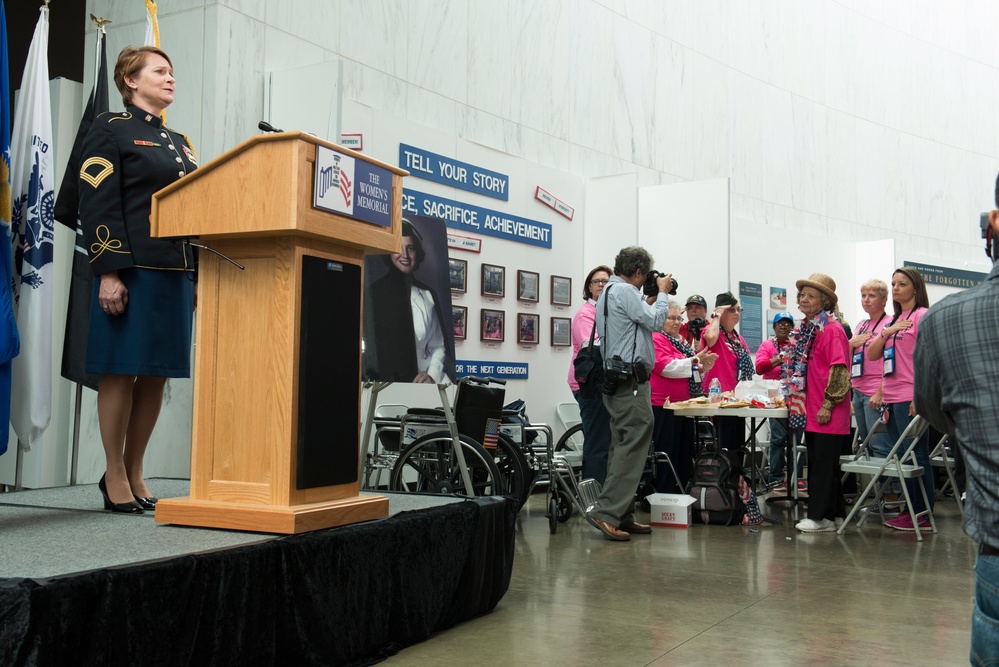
851, 350, 864, 378
883, 346, 895, 376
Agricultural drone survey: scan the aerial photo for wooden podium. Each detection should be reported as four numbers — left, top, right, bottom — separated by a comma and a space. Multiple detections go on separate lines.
148, 132, 407, 533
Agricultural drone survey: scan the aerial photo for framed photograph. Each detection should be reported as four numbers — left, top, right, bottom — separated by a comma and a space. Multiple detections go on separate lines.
551, 275, 572, 306
518, 313, 540, 345
449, 258, 467, 293
481, 308, 505, 342
517, 270, 540, 302
481, 264, 505, 298
452, 305, 467, 340
551, 317, 571, 347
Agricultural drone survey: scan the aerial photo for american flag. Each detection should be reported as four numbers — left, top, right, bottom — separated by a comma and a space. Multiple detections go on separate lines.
339, 169, 352, 206
482, 418, 500, 449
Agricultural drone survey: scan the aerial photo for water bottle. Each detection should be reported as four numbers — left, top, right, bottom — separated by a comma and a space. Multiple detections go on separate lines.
708, 377, 722, 403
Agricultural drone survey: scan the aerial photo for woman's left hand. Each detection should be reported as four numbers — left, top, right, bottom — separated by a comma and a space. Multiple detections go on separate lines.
817, 407, 831, 425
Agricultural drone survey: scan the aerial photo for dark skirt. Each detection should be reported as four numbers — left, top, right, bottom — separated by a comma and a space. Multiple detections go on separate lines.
86, 268, 194, 377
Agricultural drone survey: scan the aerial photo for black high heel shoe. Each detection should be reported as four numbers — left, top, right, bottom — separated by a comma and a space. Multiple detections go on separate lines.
98, 474, 144, 514
132, 495, 158, 511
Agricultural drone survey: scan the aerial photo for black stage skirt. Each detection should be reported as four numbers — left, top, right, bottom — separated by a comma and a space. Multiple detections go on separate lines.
86, 268, 194, 377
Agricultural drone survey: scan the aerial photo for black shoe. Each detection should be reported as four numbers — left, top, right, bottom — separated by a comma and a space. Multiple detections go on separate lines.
98, 474, 144, 514
132, 495, 158, 511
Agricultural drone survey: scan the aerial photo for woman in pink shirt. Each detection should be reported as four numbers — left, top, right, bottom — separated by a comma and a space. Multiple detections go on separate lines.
849, 279, 892, 458
566, 265, 613, 486
864, 267, 933, 532
650, 301, 717, 492
788, 274, 852, 533
701, 291, 754, 452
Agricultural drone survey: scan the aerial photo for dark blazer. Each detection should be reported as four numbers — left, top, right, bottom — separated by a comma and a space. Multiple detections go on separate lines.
79, 105, 198, 275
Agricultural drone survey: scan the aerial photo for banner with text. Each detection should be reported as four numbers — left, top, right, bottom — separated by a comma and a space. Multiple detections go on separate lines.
404, 189, 552, 249
455, 359, 528, 380
400, 143, 509, 200
903, 261, 987, 289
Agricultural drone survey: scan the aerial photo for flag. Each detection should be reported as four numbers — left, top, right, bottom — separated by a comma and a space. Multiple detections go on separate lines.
144, 0, 160, 48
53, 27, 107, 391
482, 418, 500, 450
9, 6, 53, 450
144, 1, 166, 124
0, 3, 20, 457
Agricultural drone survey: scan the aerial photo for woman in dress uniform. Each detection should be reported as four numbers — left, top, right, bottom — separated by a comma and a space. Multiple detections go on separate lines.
79, 46, 198, 513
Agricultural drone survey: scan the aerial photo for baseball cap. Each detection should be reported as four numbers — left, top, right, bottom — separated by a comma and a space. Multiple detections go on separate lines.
685, 294, 707, 308
772, 312, 794, 325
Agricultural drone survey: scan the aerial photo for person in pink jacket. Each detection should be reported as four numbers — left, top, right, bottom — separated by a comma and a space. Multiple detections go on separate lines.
863, 267, 934, 532
650, 300, 717, 492
566, 264, 613, 486
756, 312, 802, 489
788, 274, 852, 533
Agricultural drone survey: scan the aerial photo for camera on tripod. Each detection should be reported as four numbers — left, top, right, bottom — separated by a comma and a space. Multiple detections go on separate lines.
643, 270, 678, 297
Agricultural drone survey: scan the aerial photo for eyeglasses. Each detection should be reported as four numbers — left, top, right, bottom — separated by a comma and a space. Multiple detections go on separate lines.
666, 316, 683, 322
590, 279, 609, 285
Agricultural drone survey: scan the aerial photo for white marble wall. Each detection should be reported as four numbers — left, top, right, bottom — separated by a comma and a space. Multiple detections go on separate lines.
83, 0, 999, 267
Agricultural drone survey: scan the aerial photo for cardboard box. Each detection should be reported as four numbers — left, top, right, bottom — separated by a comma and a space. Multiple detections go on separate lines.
647, 493, 697, 528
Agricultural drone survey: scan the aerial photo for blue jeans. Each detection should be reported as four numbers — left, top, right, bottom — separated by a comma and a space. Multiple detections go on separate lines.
851, 389, 892, 457
973, 553, 999, 666
574, 391, 611, 487
883, 402, 934, 514
768, 418, 803, 484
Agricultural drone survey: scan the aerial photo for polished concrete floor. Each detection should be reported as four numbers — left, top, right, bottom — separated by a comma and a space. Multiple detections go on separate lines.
386, 489, 975, 666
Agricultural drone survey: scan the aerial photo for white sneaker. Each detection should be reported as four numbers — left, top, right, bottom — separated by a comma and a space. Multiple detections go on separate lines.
795, 518, 836, 533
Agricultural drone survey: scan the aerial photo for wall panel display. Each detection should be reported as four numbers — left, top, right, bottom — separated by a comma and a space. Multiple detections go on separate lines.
518, 313, 540, 344
551, 317, 571, 347
449, 258, 467, 293
517, 270, 539, 302
481, 264, 505, 298
452, 305, 467, 340
481, 308, 505, 342
550, 275, 572, 306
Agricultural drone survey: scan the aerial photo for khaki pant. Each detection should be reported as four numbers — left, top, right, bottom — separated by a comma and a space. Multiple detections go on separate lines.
588, 377, 653, 527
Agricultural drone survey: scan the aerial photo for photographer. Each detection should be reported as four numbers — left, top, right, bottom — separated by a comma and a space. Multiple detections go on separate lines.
586, 246, 671, 541
679, 294, 708, 350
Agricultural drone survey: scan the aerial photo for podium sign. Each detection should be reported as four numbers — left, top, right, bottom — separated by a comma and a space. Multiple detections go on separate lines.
149, 132, 407, 533
313, 144, 392, 227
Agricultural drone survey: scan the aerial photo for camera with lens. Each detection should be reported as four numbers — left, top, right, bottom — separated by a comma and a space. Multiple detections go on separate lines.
601, 355, 634, 395
687, 316, 707, 341
643, 270, 678, 297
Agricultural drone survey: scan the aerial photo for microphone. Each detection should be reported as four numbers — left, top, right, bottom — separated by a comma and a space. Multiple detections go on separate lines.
258, 120, 283, 133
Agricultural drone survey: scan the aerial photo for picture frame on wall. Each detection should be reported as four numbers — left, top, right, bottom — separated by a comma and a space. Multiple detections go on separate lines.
517, 270, 540, 302
452, 305, 467, 340
551, 317, 571, 347
449, 258, 467, 293
482, 264, 505, 298
551, 275, 572, 306
481, 308, 505, 342
518, 313, 540, 345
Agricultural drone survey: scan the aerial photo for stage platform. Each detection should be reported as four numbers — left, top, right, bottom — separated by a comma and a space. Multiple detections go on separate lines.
0, 480, 517, 666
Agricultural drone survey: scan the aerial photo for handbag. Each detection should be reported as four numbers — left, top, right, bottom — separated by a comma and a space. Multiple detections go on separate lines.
572, 321, 603, 398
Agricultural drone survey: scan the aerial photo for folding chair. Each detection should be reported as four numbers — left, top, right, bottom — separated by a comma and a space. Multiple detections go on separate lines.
930, 434, 963, 516
556, 401, 581, 430
837, 415, 936, 541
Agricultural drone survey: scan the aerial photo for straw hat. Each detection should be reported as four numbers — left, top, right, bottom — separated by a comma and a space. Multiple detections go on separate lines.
795, 273, 838, 306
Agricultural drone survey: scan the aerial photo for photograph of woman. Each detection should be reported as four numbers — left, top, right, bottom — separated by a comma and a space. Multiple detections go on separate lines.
79, 46, 198, 513
363, 216, 456, 384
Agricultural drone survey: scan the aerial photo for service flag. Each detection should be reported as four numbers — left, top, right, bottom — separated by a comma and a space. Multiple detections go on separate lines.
53, 28, 108, 390
0, 3, 20, 456
9, 6, 53, 450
